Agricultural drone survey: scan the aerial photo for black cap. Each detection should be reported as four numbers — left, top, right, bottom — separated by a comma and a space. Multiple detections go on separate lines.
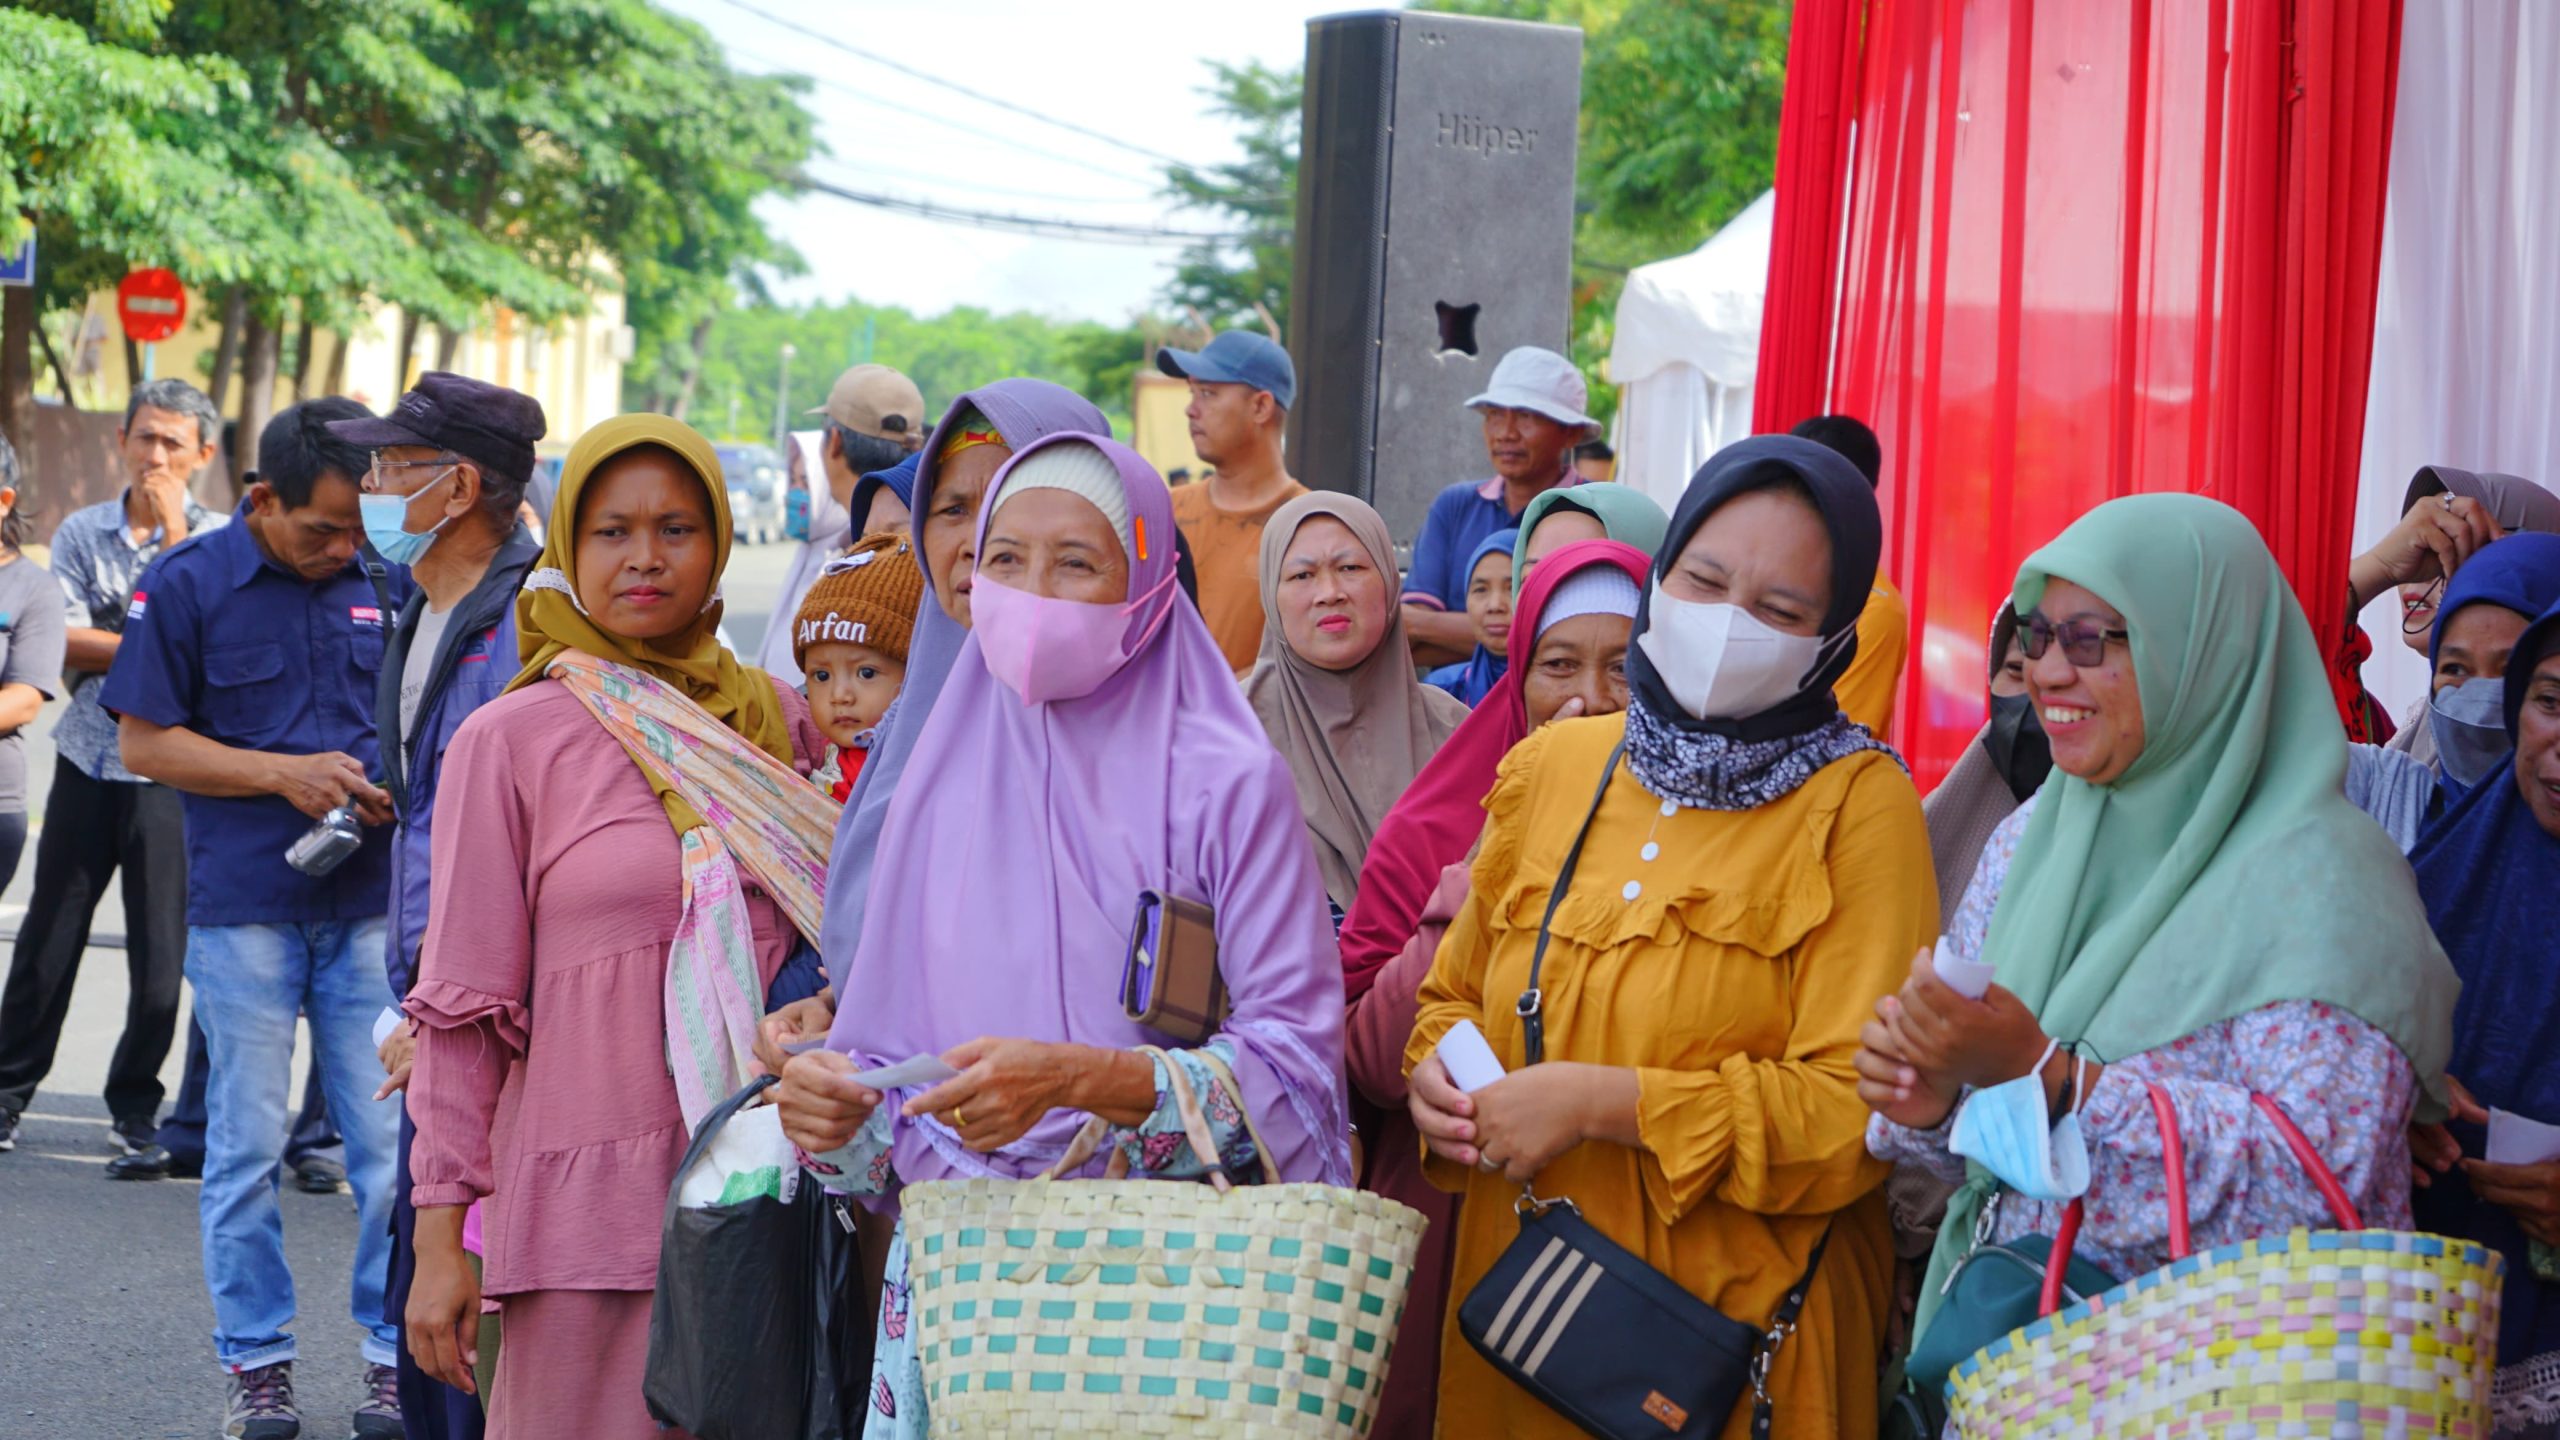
328, 371, 547, 490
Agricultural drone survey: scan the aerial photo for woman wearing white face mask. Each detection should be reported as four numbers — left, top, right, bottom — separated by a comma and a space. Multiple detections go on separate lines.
2346, 533, 2560, 850
1402, 436, 1937, 1438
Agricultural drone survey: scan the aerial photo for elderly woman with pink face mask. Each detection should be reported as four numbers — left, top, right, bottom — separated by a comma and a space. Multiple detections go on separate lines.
773, 434, 1350, 1440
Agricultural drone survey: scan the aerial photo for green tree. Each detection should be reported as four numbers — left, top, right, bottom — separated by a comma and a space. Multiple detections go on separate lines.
0, 6, 237, 434
674, 298, 1152, 446
4, 0, 812, 463
1160, 60, 1298, 341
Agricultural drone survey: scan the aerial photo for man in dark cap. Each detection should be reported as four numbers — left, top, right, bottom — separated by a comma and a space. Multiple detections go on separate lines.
326, 371, 547, 1440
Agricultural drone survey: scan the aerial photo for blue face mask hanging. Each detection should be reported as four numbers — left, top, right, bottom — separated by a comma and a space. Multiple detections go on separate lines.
359, 478, 454, 567
2429, 675, 2514, 790
1950, 1040, 2091, 1202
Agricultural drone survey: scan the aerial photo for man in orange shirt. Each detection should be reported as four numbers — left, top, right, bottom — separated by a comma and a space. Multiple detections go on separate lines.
1793, 414, 1908, 740
1159, 331, 1308, 673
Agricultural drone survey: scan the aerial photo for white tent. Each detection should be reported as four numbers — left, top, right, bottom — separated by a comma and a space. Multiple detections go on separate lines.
1607, 190, 1774, 509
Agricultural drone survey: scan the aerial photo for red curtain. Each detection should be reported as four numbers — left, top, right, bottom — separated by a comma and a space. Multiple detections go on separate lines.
1756, 0, 2404, 791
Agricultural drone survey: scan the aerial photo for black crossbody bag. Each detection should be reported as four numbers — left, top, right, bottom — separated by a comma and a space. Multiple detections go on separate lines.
1456, 739, 1830, 1440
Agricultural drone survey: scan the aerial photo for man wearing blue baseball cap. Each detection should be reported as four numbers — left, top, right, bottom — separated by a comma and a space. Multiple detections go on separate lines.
1158, 330, 1308, 672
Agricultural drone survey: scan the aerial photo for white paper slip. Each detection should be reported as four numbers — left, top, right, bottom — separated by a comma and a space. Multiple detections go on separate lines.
2487, 1109, 2560, 1167
1436, 1019, 1507, 1093
849, 1054, 963, 1091
1932, 937, 1997, 1001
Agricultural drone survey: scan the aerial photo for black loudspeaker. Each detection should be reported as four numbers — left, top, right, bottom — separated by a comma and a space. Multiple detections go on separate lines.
1287, 9, 1583, 543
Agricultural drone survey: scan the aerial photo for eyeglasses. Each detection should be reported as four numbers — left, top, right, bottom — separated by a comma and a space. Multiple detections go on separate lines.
362, 453, 460, 494
2401, 576, 2445, 636
2020, 611, 2128, 668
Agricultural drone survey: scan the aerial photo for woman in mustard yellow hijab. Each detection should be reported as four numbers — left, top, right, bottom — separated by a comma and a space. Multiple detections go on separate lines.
403, 415, 831, 1437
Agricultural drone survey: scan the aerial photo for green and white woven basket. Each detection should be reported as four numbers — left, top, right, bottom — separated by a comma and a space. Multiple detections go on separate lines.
903, 1175, 1426, 1437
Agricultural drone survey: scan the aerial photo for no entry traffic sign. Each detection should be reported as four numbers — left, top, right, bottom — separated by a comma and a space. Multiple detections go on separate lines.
116, 268, 187, 343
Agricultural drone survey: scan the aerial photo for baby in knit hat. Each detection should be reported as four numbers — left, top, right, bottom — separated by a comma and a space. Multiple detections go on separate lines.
793, 532, 924, 800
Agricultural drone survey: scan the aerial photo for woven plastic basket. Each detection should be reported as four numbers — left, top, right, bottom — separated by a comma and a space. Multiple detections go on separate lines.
1947, 1226, 2502, 1438
902, 1051, 1427, 1438
1944, 1087, 2503, 1438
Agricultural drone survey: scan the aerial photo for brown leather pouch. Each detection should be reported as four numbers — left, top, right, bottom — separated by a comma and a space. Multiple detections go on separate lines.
1121, 890, 1228, 1046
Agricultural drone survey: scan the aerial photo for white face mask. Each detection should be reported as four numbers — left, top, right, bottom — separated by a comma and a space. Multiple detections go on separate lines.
1636, 581, 1841, 721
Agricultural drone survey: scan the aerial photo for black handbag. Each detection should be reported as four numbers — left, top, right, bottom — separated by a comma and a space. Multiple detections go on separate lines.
643, 1075, 872, 1440
1455, 740, 1830, 1440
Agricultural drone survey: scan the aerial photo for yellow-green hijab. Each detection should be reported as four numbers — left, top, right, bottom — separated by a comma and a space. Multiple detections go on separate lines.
509, 413, 792, 823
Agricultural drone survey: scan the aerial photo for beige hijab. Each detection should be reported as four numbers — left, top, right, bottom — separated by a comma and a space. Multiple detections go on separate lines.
1245, 492, 1469, 912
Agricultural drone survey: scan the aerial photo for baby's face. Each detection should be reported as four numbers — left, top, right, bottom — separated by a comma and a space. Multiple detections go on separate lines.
802, 641, 905, 749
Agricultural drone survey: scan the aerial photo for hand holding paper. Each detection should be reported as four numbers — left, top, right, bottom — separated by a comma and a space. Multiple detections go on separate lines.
1436, 1019, 1507, 1093
1930, 935, 1998, 1001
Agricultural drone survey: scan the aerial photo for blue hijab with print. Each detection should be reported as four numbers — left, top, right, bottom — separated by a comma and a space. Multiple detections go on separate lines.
2410, 596, 2560, 1377
1422, 530, 1515, 707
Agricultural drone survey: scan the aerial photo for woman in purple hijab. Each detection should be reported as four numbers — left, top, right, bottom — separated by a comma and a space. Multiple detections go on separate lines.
775, 433, 1350, 1438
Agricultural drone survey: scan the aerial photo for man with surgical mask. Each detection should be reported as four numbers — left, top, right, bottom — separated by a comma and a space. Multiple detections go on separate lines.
2346, 532, 2560, 850
327, 372, 548, 1439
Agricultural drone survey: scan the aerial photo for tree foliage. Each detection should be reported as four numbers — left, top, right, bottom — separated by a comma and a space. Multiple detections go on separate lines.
1160, 60, 1299, 341
2, 0, 812, 439
668, 299, 1153, 445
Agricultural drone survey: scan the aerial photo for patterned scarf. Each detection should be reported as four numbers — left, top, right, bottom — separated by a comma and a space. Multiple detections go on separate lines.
547, 652, 839, 1128
1622, 686, 1900, 811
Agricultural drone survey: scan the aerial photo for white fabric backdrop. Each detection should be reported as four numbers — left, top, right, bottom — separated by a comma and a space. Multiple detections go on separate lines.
1608, 191, 1773, 509
2352, 0, 2560, 726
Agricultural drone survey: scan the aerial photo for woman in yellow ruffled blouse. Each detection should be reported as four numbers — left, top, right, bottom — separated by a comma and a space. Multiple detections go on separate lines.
1406, 436, 1937, 1439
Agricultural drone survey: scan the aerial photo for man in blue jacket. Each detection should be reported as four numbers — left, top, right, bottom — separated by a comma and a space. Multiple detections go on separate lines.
106, 399, 408, 1439
326, 372, 546, 1440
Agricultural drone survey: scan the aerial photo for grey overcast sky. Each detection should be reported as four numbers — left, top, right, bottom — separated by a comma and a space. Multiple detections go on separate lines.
656, 0, 1356, 322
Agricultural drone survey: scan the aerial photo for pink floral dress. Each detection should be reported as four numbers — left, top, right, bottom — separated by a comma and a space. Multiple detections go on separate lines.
1868, 797, 2419, 1292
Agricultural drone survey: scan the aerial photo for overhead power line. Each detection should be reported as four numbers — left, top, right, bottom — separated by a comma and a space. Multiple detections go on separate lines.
797, 174, 1241, 246
716, 0, 1201, 172
730, 45, 1160, 187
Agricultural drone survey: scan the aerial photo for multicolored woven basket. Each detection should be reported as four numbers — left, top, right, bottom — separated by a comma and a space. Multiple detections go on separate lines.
902, 1178, 1426, 1438
1946, 1224, 2503, 1437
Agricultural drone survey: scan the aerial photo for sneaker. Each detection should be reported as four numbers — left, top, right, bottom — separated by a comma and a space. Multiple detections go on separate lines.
350, 1362, 401, 1438
110, 1113, 157, 1155
223, 1360, 300, 1439
0, 1107, 17, 1152
105, 1144, 172, 1181
294, 1154, 346, 1194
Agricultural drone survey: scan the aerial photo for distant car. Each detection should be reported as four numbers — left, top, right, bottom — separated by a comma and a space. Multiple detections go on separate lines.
715, 443, 788, 544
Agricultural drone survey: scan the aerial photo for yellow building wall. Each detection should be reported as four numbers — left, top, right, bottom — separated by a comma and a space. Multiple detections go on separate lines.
45, 281, 629, 449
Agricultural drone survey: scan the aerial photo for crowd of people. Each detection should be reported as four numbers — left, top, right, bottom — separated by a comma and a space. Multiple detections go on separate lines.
0, 329, 2552, 1440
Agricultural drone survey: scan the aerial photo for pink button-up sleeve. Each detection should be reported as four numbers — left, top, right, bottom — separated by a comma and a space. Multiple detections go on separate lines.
404, 709, 536, 1210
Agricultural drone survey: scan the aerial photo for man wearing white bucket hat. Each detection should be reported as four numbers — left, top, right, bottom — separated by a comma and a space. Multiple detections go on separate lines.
1400, 346, 1599, 666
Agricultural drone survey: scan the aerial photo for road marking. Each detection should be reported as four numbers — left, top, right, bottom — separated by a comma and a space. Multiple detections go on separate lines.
23, 1111, 111, 1127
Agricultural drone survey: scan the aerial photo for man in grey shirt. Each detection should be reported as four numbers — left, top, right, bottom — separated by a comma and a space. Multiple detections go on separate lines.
0, 379, 220, 1157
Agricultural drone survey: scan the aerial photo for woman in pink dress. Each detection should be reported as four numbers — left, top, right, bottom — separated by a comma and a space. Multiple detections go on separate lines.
401, 414, 828, 1437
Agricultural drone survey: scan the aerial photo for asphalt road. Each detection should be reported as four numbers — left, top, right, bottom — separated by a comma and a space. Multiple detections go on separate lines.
0, 539, 797, 1440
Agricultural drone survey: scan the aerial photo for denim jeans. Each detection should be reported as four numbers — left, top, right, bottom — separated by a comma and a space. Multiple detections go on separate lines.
184, 918, 400, 1371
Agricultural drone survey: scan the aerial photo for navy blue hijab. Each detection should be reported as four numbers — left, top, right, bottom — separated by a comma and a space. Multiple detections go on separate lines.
1625, 434, 1882, 744
2410, 596, 2560, 1366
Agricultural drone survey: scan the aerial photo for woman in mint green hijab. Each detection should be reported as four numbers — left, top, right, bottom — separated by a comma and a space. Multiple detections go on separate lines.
1860, 493, 2459, 1404
1514, 481, 1668, 596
